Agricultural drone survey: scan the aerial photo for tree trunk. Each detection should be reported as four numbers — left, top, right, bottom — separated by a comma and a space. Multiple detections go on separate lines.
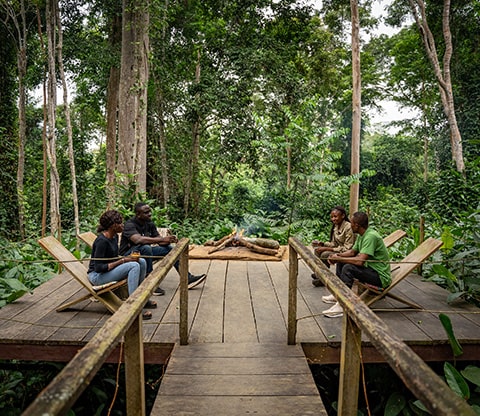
46, 0, 61, 237
105, 8, 121, 207
409, 0, 465, 174
35, 6, 48, 237
184, 49, 201, 217
349, 0, 361, 216
117, 0, 149, 195
56, 1, 80, 246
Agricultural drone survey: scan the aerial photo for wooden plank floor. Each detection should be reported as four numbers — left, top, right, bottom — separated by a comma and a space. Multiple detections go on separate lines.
0, 258, 479, 365
151, 343, 326, 415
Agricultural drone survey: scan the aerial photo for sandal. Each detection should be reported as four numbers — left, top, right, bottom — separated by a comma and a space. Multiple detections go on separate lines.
145, 300, 157, 309
142, 310, 152, 320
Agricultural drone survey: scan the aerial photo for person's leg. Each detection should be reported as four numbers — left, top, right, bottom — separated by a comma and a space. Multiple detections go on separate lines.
312, 250, 335, 286
88, 262, 141, 295
339, 264, 382, 288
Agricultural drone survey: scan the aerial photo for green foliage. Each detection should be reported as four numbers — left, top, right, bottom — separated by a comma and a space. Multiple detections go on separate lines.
424, 207, 480, 306
0, 238, 53, 307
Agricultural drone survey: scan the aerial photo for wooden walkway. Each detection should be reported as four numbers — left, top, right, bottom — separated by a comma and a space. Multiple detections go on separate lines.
152, 343, 325, 415
0, 256, 480, 414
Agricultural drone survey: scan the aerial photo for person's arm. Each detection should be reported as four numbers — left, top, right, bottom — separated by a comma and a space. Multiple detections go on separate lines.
125, 221, 177, 246
328, 245, 369, 266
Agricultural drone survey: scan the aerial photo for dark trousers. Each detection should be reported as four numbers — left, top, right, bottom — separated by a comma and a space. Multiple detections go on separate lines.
336, 263, 382, 289
126, 244, 191, 278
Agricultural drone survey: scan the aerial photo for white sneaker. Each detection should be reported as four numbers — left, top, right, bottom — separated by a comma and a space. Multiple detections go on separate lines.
322, 302, 343, 318
321, 294, 336, 304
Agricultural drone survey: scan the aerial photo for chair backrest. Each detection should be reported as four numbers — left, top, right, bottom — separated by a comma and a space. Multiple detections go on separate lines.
383, 229, 407, 248
39, 236, 95, 296
389, 237, 443, 290
78, 231, 98, 248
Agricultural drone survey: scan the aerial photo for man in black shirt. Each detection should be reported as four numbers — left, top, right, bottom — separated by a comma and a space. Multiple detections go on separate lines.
120, 202, 206, 295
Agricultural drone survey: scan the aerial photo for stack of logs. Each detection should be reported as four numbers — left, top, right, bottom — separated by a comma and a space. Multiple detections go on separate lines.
204, 230, 280, 256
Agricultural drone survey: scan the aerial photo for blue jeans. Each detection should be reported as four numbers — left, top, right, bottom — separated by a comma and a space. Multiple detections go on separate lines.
88, 258, 147, 296
125, 244, 190, 278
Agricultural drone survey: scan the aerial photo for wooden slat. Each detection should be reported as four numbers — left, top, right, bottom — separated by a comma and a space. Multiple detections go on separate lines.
224, 261, 257, 342
151, 343, 326, 416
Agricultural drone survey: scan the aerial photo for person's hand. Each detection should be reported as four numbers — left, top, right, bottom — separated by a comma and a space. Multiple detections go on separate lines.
312, 240, 324, 247
328, 254, 339, 265
128, 251, 141, 262
168, 235, 178, 244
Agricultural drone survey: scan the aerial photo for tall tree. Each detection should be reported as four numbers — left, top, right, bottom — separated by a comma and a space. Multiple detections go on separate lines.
105, 1, 122, 206
56, 1, 80, 243
45, 0, 61, 236
408, 0, 465, 174
117, 0, 149, 194
349, 0, 360, 216
0, 0, 32, 239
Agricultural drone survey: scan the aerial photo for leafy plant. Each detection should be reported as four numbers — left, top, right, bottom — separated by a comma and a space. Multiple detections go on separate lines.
425, 208, 480, 306
410, 314, 480, 414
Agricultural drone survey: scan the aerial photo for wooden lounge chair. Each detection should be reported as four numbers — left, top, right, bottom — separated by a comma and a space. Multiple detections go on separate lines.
39, 236, 126, 313
357, 237, 443, 309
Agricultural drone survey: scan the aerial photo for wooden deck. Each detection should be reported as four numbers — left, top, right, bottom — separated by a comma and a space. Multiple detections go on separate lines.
1, 257, 480, 414
0, 258, 479, 364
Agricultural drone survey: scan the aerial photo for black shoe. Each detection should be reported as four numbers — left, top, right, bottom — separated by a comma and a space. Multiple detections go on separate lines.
153, 287, 165, 296
311, 273, 317, 279
312, 278, 324, 287
188, 274, 207, 289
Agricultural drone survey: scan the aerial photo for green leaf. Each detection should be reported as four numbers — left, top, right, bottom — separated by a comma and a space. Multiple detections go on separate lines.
384, 392, 406, 416
439, 313, 463, 356
441, 227, 454, 251
461, 366, 480, 388
411, 399, 429, 413
431, 264, 457, 282
1, 278, 29, 293
444, 362, 470, 400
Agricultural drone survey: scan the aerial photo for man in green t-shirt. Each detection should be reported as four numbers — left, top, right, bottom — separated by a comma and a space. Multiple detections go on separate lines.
321, 211, 391, 318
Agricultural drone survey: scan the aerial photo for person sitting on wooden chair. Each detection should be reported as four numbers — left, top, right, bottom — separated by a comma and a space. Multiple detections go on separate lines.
311, 205, 355, 287
88, 210, 156, 320
119, 202, 206, 296
321, 211, 391, 318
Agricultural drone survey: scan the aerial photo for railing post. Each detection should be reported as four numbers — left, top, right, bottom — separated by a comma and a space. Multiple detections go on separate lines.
179, 244, 189, 345
338, 315, 361, 416
124, 315, 146, 416
287, 240, 298, 345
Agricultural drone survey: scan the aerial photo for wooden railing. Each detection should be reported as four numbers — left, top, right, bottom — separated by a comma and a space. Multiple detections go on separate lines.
22, 238, 190, 416
287, 237, 475, 416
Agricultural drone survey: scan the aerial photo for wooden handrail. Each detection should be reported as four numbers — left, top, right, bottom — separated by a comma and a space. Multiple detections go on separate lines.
288, 236, 475, 416
22, 238, 190, 416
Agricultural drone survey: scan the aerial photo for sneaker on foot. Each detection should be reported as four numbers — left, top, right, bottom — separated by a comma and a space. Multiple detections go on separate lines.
312, 278, 324, 287
322, 302, 343, 318
153, 287, 165, 296
321, 294, 336, 304
188, 273, 207, 289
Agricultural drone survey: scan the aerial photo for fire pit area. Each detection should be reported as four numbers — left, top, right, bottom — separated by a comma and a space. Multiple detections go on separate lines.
188, 228, 287, 261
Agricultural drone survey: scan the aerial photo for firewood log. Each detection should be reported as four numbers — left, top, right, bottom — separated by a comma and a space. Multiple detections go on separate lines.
208, 236, 235, 254
204, 231, 236, 247
243, 237, 280, 249
237, 237, 279, 256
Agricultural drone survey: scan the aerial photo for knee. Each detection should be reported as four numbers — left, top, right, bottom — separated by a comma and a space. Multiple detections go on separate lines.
139, 245, 153, 256
342, 264, 356, 277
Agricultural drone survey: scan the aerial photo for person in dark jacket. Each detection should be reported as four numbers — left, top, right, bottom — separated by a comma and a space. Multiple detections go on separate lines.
120, 202, 206, 296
